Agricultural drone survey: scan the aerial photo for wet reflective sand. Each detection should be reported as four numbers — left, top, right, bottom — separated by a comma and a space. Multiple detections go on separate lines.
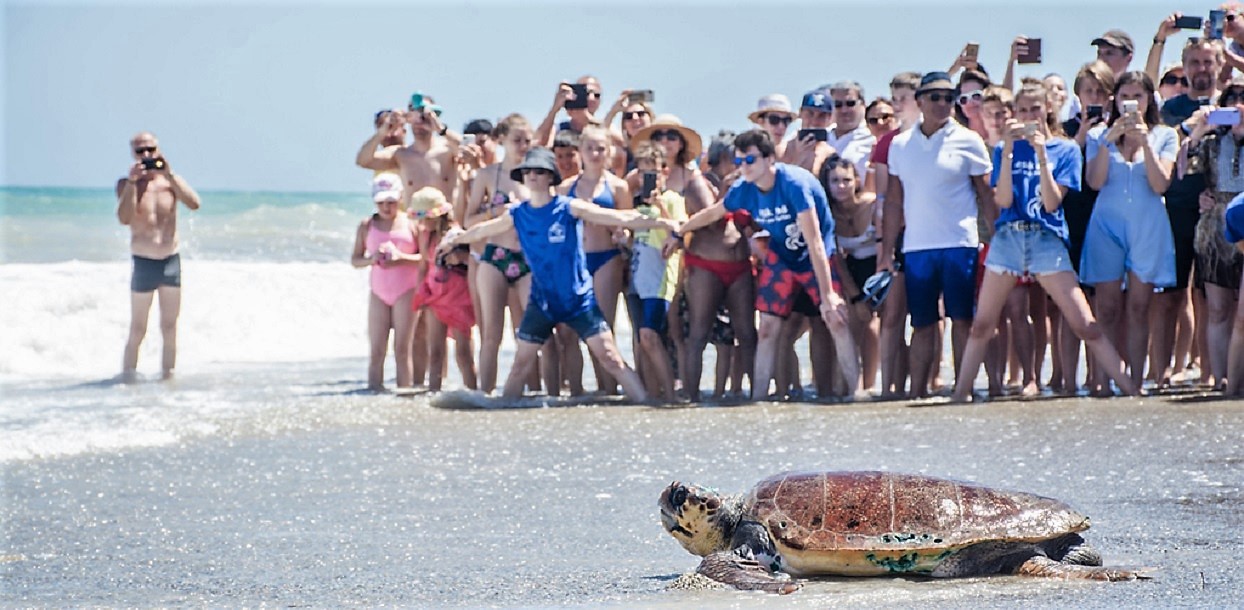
3, 392, 1240, 607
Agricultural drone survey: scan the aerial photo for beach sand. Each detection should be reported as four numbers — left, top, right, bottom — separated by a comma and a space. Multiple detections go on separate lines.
3, 391, 1240, 608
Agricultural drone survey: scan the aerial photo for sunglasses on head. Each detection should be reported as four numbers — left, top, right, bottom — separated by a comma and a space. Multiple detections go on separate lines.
866, 114, 894, 125
924, 92, 956, 103
763, 114, 793, 126
733, 154, 759, 166
652, 129, 683, 141
833, 99, 861, 109
1161, 74, 1188, 87
958, 91, 984, 105
623, 111, 648, 120
134, 146, 157, 154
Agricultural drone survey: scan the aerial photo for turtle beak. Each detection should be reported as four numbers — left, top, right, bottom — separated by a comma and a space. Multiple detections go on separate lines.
659, 482, 694, 537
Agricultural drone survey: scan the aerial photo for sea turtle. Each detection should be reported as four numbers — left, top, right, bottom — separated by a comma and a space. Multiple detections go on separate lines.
658, 471, 1148, 594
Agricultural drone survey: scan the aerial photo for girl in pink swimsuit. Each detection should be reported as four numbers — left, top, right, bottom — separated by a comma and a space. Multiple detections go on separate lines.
411, 195, 478, 392
351, 173, 423, 391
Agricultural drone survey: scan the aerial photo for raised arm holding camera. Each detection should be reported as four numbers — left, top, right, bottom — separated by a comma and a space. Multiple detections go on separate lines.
355, 91, 457, 206
115, 132, 201, 382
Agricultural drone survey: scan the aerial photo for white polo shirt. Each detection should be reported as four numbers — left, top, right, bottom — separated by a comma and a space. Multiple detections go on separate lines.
827, 123, 876, 178
888, 118, 992, 252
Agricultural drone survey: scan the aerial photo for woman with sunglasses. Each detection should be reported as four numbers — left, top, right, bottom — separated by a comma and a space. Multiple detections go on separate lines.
352, 174, 423, 392
557, 125, 633, 395
952, 82, 1136, 402
864, 98, 897, 141
1157, 64, 1188, 102
1081, 71, 1179, 393
749, 94, 796, 159
465, 114, 534, 394
438, 148, 676, 401
821, 157, 880, 392
640, 116, 754, 399
955, 69, 992, 142
1180, 80, 1244, 388
602, 91, 655, 175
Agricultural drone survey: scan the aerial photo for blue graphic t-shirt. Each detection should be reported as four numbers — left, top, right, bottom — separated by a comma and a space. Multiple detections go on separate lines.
509, 195, 595, 320
723, 163, 835, 273
990, 138, 1081, 242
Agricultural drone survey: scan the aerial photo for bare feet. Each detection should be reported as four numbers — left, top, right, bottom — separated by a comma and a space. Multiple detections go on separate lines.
1020, 381, 1040, 397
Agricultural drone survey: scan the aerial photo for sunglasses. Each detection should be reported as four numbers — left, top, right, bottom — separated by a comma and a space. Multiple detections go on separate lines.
833, 99, 861, 109
1222, 91, 1244, 105
958, 91, 984, 105
134, 146, 157, 154
925, 92, 956, 103
1161, 75, 1189, 87
762, 114, 793, 126
652, 129, 683, 141
866, 114, 894, 125
623, 111, 649, 120
733, 154, 759, 166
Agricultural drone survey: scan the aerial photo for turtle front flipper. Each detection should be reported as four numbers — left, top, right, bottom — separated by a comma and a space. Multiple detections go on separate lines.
696, 547, 801, 594
1017, 556, 1153, 581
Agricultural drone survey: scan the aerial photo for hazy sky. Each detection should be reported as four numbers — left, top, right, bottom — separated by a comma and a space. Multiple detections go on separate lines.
3, 1, 1208, 193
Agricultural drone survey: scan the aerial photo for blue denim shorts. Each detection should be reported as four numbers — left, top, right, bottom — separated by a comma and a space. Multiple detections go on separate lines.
516, 303, 610, 344
904, 246, 978, 328
984, 221, 1074, 278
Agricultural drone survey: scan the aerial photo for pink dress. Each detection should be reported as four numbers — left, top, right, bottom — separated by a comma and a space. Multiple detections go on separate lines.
412, 234, 475, 332
365, 217, 420, 306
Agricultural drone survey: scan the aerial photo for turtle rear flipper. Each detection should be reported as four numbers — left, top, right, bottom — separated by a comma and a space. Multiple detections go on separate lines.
1017, 556, 1154, 581
697, 547, 801, 594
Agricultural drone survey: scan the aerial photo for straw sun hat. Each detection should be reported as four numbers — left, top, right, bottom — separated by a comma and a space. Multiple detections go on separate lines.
630, 114, 703, 161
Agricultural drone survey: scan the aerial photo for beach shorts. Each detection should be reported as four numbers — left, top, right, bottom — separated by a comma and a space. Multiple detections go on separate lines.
1164, 205, 1198, 292
131, 254, 181, 292
984, 222, 1075, 278
904, 246, 977, 328
638, 298, 670, 333
755, 250, 842, 319
516, 304, 609, 344
844, 255, 877, 297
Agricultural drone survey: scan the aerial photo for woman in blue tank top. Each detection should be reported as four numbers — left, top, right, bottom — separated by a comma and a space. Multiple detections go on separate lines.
438, 147, 676, 402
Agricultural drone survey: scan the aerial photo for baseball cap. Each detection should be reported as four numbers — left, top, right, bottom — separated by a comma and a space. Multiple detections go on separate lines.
1091, 29, 1134, 54
463, 119, 494, 135
800, 90, 833, 112
372, 173, 403, 203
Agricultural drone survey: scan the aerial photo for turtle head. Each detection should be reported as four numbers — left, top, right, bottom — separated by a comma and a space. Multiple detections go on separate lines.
658, 481, 741, 557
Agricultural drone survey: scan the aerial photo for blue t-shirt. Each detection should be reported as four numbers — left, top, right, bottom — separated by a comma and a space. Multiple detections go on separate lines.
990, 138, 1082, 242
723, 163, 835, 273
509, 195, 596, 320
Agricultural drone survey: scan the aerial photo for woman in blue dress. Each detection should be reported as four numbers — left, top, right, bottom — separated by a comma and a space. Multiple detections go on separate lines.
1080, 71, 1178, 392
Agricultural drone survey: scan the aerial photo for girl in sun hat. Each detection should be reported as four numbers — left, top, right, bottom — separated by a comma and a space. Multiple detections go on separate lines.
409, 188, 477, 392
351, 173, 423, 391
749, 94, 796, 158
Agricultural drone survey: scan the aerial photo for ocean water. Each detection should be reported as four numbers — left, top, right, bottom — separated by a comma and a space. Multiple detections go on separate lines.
3, 187, 1241, 607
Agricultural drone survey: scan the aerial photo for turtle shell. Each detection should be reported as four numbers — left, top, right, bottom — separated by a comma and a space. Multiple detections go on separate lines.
743, 471, 1091, 577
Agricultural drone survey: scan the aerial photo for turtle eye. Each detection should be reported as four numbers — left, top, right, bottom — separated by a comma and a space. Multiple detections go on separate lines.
670, 485, 688, 507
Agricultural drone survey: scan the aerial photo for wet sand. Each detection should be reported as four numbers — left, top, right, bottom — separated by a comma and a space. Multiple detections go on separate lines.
2, 392, 1240, 608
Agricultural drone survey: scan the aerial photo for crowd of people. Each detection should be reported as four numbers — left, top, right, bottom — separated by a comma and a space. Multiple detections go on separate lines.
341, 9, 1244, 402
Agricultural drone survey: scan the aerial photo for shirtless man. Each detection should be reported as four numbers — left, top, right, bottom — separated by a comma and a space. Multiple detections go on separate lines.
115, 132, 201, 381
356, 92, 460, 203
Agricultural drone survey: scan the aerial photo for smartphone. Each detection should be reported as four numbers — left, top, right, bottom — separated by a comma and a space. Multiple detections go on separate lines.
964, 42, 980, 62
1209, 107, 1241, 126
565, 83, 590, 110
641, 171, 658, 196
1024, 122, 1039, 136
1210, 9, 1226, 40
1121, 100, 1139, 114
1016, 38, 1042, 64
141, 157, 166, 171
462, 134, 477, 146
1086, 105, 1105, 121
628, 90, 654, 104
1175, 15, 1204, 30
797, 128, 829, 142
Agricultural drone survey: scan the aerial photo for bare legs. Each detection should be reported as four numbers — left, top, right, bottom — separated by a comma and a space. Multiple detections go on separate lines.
123, 286, 182, 381
366, 290, 415, 391
502, 331, 647, 401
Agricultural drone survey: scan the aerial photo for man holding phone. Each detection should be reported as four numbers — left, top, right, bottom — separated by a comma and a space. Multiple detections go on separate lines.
782, 89, 835, 174
115, 132, 202, 382
826, 81, 876, 179
1152, 37, 1228, 386
356, 91, 459, 207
